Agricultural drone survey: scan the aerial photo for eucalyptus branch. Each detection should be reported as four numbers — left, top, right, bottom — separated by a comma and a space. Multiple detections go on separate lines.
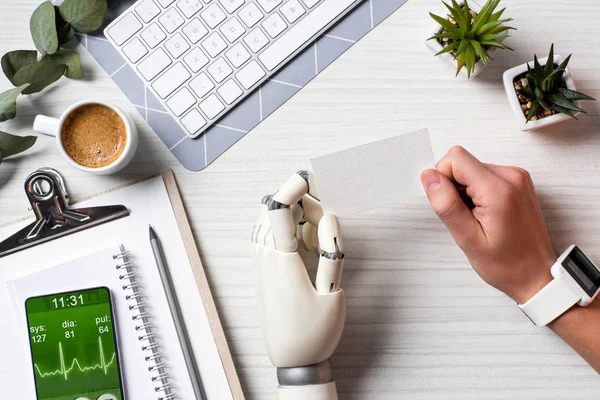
0, 0, 107, 164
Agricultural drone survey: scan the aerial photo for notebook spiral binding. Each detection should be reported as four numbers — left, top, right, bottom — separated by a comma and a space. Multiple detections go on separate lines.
114, 247, 177, 400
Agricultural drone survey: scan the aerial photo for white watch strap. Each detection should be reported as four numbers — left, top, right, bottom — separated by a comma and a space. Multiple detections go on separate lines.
519, 273, 581, 326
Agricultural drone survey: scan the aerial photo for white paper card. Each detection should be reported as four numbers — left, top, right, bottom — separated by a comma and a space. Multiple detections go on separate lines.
311, 129, 435, 216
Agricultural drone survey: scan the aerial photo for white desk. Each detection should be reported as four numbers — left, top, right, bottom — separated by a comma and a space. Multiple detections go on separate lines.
1, 0, 599, 398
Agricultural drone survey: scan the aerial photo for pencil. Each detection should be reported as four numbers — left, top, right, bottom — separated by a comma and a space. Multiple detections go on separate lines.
149, 225, 206, 400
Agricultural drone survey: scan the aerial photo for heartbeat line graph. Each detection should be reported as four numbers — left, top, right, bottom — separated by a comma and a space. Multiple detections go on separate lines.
35, 336, 116, 380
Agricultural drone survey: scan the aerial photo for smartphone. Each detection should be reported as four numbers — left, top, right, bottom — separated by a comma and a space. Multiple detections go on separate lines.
25, 287, 125, 400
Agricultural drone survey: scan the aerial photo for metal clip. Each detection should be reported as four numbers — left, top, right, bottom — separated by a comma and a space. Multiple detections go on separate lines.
0, 168, 129, 258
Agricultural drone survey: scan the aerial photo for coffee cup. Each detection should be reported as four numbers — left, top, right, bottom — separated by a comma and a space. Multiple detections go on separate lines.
33, 99, 138, 175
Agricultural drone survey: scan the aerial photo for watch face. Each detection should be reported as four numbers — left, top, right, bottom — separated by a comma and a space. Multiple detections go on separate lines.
562, 246, 600, 297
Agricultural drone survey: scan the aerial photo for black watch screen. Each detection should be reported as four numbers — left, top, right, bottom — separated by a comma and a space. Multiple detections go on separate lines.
562, 246, 600, 297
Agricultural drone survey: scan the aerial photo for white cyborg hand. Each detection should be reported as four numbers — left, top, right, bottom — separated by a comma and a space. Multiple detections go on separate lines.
251, 171, 346, 400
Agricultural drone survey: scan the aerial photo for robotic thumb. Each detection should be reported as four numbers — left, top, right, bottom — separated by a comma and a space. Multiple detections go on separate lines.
316, 214, 344, 293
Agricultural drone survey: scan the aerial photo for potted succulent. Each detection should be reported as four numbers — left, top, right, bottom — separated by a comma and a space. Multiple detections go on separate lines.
502, 44, 596, 131
426, 0, 515, 78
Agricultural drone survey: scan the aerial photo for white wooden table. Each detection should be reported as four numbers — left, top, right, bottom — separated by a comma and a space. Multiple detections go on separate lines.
1, 0, 599, 398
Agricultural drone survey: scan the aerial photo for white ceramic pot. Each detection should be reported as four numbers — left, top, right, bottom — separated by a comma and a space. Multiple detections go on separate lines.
502, 55, 579, 131
425, 0, 506, 79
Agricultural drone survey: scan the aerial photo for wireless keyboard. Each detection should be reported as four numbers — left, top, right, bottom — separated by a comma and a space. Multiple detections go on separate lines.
105, 0, 363, 138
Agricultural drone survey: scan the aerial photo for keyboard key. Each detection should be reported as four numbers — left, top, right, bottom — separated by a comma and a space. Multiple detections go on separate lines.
217, 79, 243, 104
165, 33, 191, 58
184, 47, 209, 72
262, 13, 287, 38
182, 18, 209, 43
141, 23, 167, 48
122, 38, 148, 63
137, 48, 172, 80
181, 109, 207, 134
244, 28, 269, 53
218, 0, 245, 13
280, 0, 305, 23
159, 8, 185, 33
152, 63, 191, 98
238, 3, 263, 27
107, 13, 142, 45
157, 0, 176, 7
105, 0, 362, 140
177, 0, 203, 18
200, 94, 225, 119
201, 32, 227, 57
301, 0, 320, 8
189, 72, 214, 97
166, 87, 197, 116
257, 0, 282, 13
220, 17, 245, 42
207, 57, 233, 83
259, 0, 356, 70
225, 43, 250, 68
201, 3, 226, 28
136, 0, 161, 22
236, 60, 265, 89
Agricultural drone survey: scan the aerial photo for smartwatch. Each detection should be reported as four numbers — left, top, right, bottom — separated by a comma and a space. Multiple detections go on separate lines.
519, 245, 600, 326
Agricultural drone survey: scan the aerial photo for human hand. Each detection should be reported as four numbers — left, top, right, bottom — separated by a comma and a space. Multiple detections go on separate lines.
420, 146, 556, 304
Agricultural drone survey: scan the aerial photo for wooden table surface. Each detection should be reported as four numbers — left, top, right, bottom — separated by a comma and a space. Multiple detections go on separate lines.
1, 0, 599, 398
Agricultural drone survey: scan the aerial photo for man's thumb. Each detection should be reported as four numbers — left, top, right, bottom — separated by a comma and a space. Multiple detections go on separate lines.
420, 169, 482, 246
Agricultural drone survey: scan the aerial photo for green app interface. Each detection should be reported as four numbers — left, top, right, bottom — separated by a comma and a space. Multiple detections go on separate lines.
26, 287, 124, 400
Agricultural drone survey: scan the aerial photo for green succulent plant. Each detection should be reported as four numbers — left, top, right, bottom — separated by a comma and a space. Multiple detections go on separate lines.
517, 44, 596, 121
428, 0, 515, 78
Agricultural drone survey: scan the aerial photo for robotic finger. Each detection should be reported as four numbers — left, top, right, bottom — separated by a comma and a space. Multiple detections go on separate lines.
263, 171, 323, 253
315, 214, 344, 294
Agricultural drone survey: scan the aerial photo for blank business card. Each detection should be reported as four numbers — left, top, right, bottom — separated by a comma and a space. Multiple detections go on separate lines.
311, 129, 435, 217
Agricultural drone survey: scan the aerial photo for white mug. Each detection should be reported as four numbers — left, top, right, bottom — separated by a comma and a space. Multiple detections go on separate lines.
33, 99, 138, 175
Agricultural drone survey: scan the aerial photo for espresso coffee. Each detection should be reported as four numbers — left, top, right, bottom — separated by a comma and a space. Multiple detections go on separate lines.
61, 104, 127, 168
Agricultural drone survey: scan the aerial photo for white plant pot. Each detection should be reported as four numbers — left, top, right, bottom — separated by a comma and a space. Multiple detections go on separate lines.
502, 55, 579, 131
425, 0, 505, 79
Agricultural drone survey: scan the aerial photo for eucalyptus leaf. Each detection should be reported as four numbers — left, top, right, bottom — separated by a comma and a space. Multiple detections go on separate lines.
0, 84, 29, 122
44, 49, 83, 79
59, 0, 107, 33
0, 131, 37, 160
55, 6, 75, 45
13, 62, 66, 94
1, 50, 38, 83
30, 1, 59, 55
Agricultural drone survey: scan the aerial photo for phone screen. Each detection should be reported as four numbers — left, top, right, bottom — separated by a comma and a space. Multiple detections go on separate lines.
25, 287, 124, 400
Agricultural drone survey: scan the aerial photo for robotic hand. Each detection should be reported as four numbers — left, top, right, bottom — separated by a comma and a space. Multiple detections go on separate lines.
251, 171, 346, 400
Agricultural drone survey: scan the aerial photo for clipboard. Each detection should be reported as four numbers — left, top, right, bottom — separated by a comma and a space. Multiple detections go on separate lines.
0, 169, 245, 400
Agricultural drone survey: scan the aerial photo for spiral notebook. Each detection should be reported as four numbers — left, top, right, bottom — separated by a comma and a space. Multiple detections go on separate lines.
0, 172, 244, 400
8, 246, 185, 399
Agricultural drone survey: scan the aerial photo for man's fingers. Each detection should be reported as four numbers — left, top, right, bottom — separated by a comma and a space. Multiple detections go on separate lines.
484, 163, 535, 192
436, 146, 499, 201
421, 169, 485, 248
